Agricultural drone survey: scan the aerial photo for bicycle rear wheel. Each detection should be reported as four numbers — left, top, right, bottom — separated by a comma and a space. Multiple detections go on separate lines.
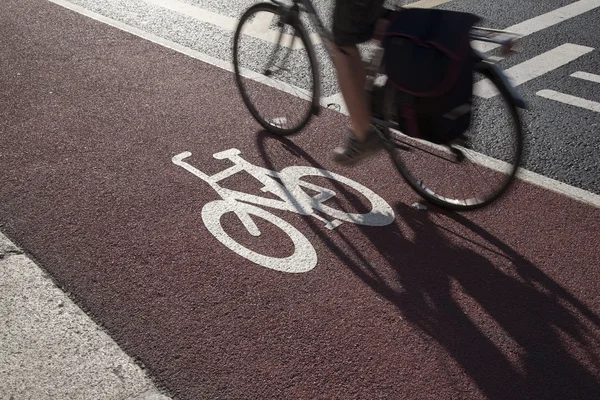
233, 2, 319, 136
383, 61, 524, 211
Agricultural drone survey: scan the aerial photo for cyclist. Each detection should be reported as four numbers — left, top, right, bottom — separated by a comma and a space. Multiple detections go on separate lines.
331, 0, 387, 166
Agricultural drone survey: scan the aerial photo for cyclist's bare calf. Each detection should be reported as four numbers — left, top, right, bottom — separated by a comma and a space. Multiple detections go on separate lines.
333, 44, 371, 141
333, 17, 391, 142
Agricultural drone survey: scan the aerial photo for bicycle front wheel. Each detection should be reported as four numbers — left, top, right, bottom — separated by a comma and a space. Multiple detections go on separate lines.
233, 2, 319, 136
385, 61, 524, 211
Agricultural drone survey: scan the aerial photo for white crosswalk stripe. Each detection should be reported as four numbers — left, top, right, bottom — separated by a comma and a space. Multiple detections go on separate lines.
473, 0, 600, 52
571, 71, 600, 83
474, 44, 595, 98
537, 89, 600, 113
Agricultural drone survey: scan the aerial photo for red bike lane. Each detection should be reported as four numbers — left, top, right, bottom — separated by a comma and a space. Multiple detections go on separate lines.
1, 0, 599, 399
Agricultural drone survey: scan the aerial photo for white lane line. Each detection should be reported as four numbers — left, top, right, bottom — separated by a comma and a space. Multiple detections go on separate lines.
46, 0, 600, 208
405, 0, 454, 8
474, 43, 595, 98
144, 0, 235, 30
143, 0, 320, 48
571, 71, 600, 83
450, 147, 600, 208
473, 0, 600, 52
49, 0, 234, 70
537, 89, 600, 113
48, 0, 312, 100
518, 166, 600, 208
249, 10, 275, 33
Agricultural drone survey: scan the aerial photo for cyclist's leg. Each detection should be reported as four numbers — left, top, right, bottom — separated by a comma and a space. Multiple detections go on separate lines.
333, 45, 370, 138
331, 0, 386, 165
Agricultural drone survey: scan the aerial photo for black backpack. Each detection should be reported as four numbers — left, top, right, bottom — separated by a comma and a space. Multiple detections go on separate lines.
380, 8, 481, 144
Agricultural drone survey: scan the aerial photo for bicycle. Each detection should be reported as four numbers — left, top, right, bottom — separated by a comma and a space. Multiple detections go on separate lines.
232, 0, 526, 211
172, 149, 395, 273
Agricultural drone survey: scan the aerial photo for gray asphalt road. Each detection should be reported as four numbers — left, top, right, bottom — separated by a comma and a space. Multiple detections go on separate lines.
50, 0, 600, 195
440, 0, 600, 195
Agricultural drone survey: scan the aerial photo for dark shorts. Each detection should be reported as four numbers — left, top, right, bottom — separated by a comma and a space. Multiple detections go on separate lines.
333, 0, 386, 47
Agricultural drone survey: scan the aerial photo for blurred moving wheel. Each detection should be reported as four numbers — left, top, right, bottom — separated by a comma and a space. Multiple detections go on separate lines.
233, 2, 319, 136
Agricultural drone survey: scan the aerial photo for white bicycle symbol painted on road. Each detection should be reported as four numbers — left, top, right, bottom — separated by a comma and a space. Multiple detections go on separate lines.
172, 149, 395, 273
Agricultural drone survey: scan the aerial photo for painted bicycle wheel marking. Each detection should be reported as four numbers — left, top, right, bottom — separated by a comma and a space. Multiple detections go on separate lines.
172, 149, 395, 273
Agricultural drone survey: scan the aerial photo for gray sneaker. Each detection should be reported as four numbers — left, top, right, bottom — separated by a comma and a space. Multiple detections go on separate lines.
332, 127, 383, 166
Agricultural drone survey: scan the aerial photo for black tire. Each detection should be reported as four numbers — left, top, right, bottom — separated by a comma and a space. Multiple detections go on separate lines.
233, 2, 320, 136
383, 61, 524, 211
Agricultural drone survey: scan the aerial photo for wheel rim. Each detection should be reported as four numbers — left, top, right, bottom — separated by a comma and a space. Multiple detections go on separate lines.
388, 69, 523, 210
233, 5, 316, 135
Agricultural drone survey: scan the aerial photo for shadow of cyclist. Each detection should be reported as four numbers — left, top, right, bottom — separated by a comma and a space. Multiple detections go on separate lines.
254, 130, 600, 400
392, 203, 600, 400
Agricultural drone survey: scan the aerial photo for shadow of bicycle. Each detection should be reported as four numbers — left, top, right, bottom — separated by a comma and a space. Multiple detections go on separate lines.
254, 129, 600, 400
